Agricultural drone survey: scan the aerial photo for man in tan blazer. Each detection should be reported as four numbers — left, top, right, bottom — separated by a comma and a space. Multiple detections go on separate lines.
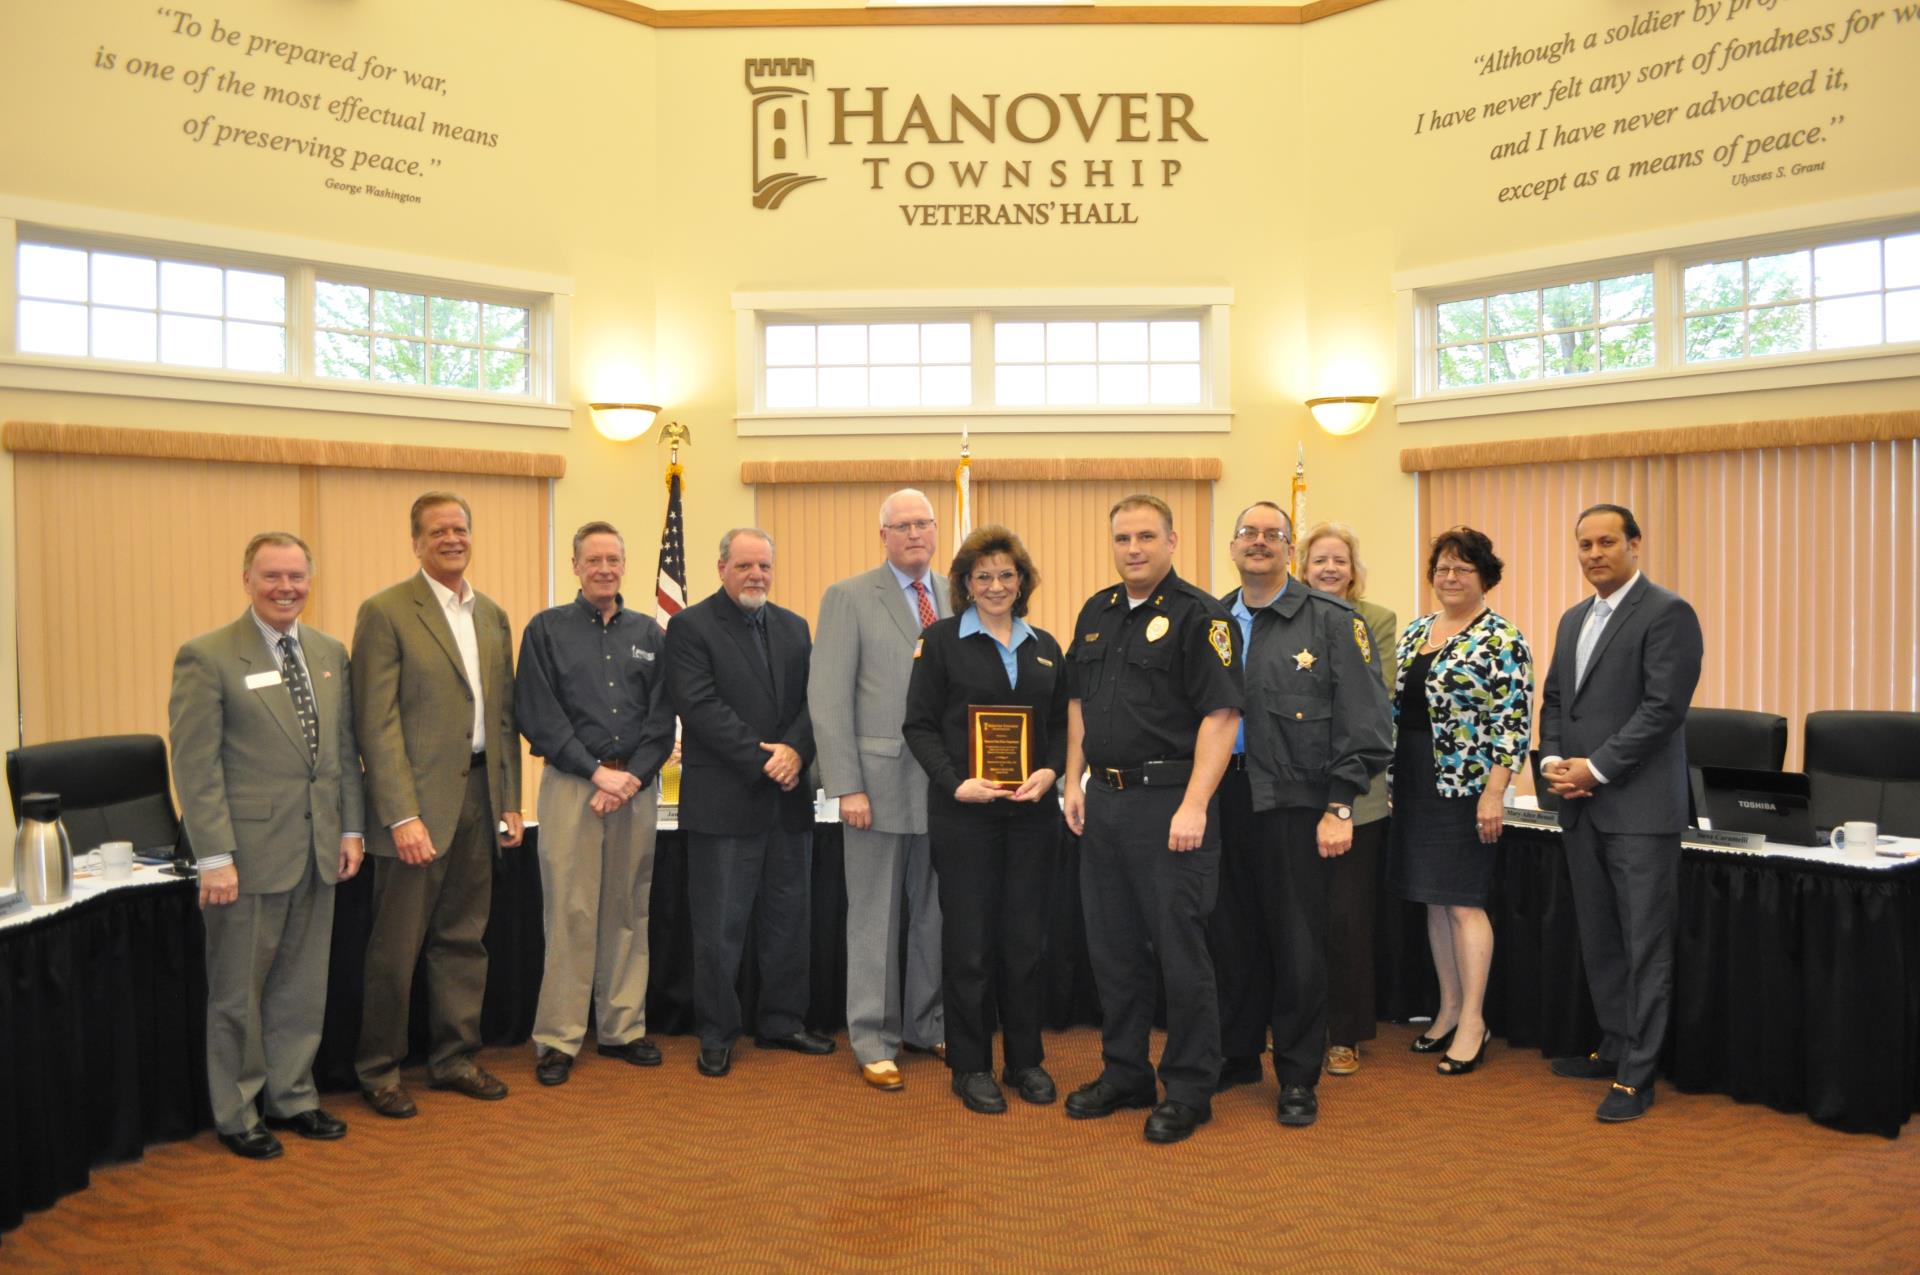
169, 532, 365, 1160
353, 491, 524, 1117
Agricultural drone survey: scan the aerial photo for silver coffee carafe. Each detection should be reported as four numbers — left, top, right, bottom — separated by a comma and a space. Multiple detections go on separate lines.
14, 791, 73, 906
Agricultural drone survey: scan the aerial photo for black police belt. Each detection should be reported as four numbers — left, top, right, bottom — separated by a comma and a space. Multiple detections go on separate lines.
1090, 759, 1193, 791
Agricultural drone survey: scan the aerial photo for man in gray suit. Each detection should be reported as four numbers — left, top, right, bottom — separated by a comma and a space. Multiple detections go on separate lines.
1539, 503, 1702, 1123
810, 489, 947, 1090
353, 491, 524, 1118
170, 532, 364, 1160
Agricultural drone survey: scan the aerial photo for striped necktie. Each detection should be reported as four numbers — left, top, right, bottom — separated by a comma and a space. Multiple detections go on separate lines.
278, 635, 320, 761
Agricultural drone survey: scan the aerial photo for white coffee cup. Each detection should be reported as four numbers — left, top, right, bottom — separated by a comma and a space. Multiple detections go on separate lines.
100, 840, 135, 881
1829, 821, 1878, 856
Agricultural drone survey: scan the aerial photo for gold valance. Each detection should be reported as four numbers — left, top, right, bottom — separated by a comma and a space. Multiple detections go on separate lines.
3, 421, 566, 479
742, 457, 1223, 484
1399, 411, 1920, 474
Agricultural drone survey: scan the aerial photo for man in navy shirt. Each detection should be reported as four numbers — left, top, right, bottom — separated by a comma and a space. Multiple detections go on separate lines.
516, 521, 676, 1086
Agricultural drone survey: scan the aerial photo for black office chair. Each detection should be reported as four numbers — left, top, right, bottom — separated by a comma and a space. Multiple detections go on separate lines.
1803, 710, 1920, 837
1685, 707, 1789, 772
5, 733, 191, 861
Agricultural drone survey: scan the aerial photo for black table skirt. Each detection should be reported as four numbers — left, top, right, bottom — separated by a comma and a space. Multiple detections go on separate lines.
1, 881, 211, 1233
8, 820, 1918, 1234
1375, 827, 1920, 1138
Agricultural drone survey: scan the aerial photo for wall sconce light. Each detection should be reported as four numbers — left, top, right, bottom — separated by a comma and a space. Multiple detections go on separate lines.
1305, 396, 1380, 437
589, 402, 661, 442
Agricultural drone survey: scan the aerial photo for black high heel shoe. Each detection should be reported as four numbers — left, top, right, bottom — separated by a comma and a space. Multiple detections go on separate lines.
1409, 1025, 1457, 1054
1436, 1030, 1491, 1076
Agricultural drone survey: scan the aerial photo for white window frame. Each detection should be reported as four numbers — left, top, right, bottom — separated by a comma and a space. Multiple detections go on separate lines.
0, 196, 573, 429
733, 288, 1233, 437
1396, 191, 1920, 424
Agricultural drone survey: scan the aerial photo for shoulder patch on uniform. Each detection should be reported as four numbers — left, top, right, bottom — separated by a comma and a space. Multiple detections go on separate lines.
1208, 619, 1233, 668
1352, 616, 1373, 664
913, 637, 924, 659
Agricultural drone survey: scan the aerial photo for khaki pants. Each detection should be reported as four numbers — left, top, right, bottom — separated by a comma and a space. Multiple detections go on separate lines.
532, 769, 659, 1056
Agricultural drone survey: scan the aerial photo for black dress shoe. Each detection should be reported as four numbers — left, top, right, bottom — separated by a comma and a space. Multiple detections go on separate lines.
1597, 1081, 1655, 1122
597, 1038, 663, 1067
952, 1071, 1008, 1114
265, 1108, 346, 1140
697, 1045, 733, 1077
1410, 1025, 1457, 1054
217, 1127, 284, 1160
1436, 1030, 1491, 1076
1214, 1055, 1263, 1093
1276, 1084, 1319, 1126
1143, 1100, 1210, 1144
754, 1030, 836, 1055
1065, 1078, 1158, 1120
1551, 1052, 1619, 1080
1003, 1066, 1057, 1105
536, 1049, 574, 1087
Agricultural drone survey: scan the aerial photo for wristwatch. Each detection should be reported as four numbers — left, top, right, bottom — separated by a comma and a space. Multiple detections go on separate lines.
1325, 803, 1353, 820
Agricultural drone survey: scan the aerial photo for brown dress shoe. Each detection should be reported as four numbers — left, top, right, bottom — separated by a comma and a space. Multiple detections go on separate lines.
430, 1066, 509, 1101
1325, 1045, 1360, 1076
363, 1085, 418, 1119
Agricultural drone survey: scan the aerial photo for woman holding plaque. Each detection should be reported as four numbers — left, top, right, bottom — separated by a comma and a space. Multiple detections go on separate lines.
1298, 521, 1397, 1077
1387, 526, 1533, 1078
903, 525, 1069, 1116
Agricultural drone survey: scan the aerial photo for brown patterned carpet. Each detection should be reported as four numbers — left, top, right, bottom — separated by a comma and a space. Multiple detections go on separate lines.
8, 1024, 1919, 1273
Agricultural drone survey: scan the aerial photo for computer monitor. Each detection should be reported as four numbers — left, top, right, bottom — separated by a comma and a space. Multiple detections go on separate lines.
1690, 766, 1822, 847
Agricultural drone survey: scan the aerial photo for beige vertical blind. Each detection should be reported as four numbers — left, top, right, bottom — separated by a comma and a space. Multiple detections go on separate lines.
1416, 433, 1920, 771
750, 465, 1215, 644
8, 425, 556, 815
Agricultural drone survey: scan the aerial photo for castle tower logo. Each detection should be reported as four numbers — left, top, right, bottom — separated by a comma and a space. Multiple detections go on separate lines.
746, 58, 826, 210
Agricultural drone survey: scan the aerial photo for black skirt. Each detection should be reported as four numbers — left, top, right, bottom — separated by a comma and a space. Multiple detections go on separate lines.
1387, 721, 1497, 909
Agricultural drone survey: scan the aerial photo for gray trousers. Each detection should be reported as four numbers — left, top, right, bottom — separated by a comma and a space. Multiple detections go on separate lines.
533, 769, 659, 1056
1562, 819, 1680, 1089
688, 826, 813, 1050
356, 764, 494, 1090
202, 853, 334, 1135
842, 826, 944, 1065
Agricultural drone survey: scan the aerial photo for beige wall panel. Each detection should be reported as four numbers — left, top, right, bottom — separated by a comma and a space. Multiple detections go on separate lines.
14, 454, 299, 746
1424, 442, 1920, 775
756, 478, 1209, 642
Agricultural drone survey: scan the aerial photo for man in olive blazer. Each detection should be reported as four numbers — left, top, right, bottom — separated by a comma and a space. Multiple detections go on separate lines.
169, 532, 364, 1159
353, 492, 523, 1117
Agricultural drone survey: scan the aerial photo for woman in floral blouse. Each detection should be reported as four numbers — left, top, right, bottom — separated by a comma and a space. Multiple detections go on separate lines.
1387, 526, 1533, 1077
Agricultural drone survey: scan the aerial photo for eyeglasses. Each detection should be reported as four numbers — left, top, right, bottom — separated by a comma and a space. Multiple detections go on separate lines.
1233, 527, 1290, 545
1431, 565, 1478, 578
883, 519, 937, 535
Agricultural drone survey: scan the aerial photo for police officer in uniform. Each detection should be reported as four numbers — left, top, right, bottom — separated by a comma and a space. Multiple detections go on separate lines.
1062, 493, 1244, 1144
1211, 500, 1392, 1127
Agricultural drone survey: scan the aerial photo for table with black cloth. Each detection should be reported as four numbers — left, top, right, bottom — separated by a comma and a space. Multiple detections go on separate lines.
1374, 825, 1920, 1137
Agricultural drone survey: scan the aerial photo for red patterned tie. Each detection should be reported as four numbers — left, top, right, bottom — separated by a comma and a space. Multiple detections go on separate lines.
912, 579, 936, 630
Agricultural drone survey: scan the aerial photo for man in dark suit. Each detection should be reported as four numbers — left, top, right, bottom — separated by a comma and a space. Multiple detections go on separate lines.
665, 527, 826, 1078
352, 491, 524, 1118
1539, 503, 1702, 1123
169, 532, 364, 1159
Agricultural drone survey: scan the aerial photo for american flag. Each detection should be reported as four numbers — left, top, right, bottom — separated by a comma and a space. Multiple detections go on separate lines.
655, 467, 687, 621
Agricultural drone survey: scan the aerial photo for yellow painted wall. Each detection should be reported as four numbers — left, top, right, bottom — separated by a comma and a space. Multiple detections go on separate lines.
2, 0, 1916, 873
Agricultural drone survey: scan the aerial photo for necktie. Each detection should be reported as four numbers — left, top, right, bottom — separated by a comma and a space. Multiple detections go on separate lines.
911, 579, 937, 630
278, 635, 320, 762
1574, 598, 1611, 689
747, 609, 774, 678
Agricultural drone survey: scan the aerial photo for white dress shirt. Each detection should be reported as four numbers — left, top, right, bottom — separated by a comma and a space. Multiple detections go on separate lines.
422, 569, 487, 754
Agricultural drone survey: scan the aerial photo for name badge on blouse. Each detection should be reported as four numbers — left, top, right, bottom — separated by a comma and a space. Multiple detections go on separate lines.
245, 671, 284, 690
